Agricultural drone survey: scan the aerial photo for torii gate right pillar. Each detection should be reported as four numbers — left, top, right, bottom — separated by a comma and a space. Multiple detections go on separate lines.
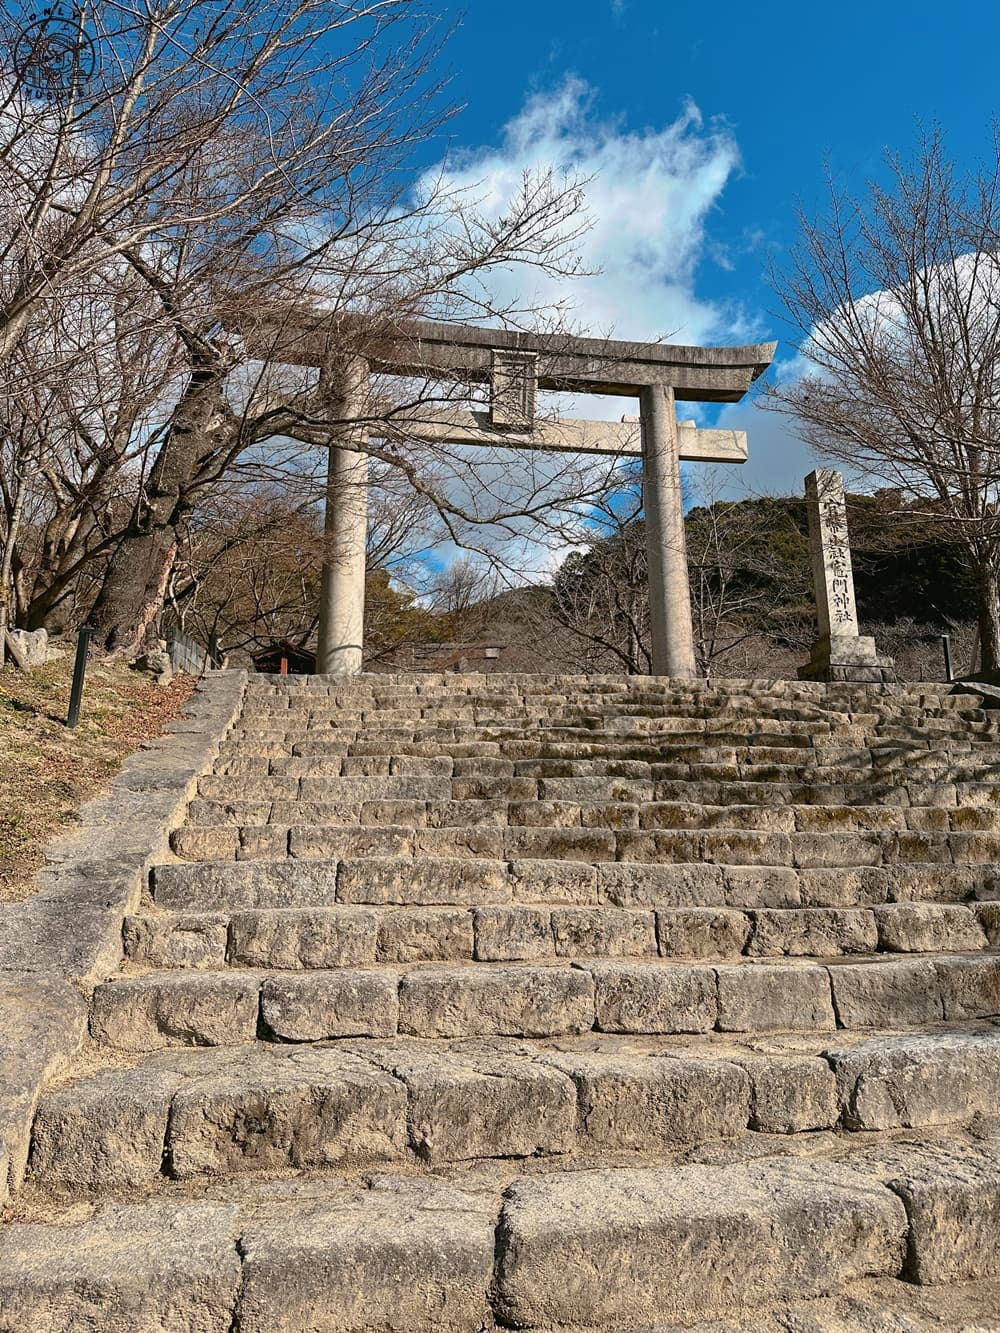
641, 382, 697, 678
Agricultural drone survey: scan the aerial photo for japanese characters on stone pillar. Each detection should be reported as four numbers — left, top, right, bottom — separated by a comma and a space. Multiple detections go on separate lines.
809, 469, 859, 637
799, 468, 896, 684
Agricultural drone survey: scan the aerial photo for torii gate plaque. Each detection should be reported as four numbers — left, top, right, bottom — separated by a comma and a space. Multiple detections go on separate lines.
241, 314, 776, 677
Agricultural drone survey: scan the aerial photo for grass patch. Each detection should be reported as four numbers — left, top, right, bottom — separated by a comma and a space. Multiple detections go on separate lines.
0, 654, 196, 902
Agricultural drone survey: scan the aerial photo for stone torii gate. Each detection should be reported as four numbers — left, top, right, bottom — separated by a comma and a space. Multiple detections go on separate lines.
243, 315, 776, 677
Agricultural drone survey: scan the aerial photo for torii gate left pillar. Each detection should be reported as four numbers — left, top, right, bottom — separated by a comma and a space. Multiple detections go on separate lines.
316, 356, 369, 675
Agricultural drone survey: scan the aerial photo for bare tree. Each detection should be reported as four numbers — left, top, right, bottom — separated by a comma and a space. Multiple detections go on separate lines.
685, 477, 811, 677
548, 475, 652, 674
0, 258, 183, 642
766, 128, 1000, 671
1, 0, 601, 656
163, 463, 441, 657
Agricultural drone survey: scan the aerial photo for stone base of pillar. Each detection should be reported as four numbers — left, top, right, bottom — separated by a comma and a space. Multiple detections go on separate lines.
798, 634, 897, 685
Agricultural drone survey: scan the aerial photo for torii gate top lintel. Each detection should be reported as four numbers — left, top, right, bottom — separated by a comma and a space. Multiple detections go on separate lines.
243, 310, 777, 402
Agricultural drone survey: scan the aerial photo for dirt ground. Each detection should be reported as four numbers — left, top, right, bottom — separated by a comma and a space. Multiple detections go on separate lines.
0, 653, 196, 903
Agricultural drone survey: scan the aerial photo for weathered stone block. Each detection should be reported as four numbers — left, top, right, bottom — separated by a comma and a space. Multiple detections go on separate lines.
269, 799, 362, 826
425, 799, 506, 828
198, 775, 298, 801
951, 831, 1000, 864
0, 1202, 242, 1332
187, 798, 271, 827
123, 913, 229, 969
598, 862, 727, 908
390, 755, 454, 776
508, 800, 579, 828
360, 799, 428, 827
505, 827, 616, 862
337, 856, 508, 906
413, 826, 505, 858
30, 1067, 184, 1191
89, 974, 261, 1051
747, 908, 877, 957
579, 800, 639, 830
261, 971, 398, 1040
736, 1054, 839, 1133
227, 907, 378, 969
376, 907, 474, 962
935, 955, 1000, 1019
545, 1052, 749, 1150
702, 831, 794, 866
474, 907, 552, 961
510, 858, 599, 905
236, 1187, 495, 1332
153, 860, 338, 912
590, 962, 717, 1034
375, 1048, 575, 1161
829, 1031, 1000, 1130
237, 824, 289, 860
494, 1159, 906, 1327
169, 826, 238, 861
791, 831, 884, 869
550, 907, 657, 957
656, 908, 751, 959
716, 964, 835, 1033
873, 903, 987, 953
828, 958, 943, 1029
882, 1143, 1000, 1283
166, 1048, 406, 1176
722, 865, 801, 909
796, 866, 889, 908
290, 825, 413, 860
398, 966, 594, 1038
614, 830, 700, 864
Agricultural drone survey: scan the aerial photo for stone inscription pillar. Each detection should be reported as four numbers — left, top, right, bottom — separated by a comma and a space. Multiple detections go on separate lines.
640, 382, 697, 678
316, 356, 369, 675
807, 468, 859, 638
799, 468, 895, 684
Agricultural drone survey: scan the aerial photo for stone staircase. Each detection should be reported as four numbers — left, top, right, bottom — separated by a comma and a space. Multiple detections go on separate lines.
6, 673, 1000, 1329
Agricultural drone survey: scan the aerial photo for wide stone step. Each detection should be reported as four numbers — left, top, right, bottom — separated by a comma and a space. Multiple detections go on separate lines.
185, 794, 1000, 839
87, 952, 1000, 1051
6, 1135, 1000, 1330
152, 854, 994, 914
229, 724, 991, 750
168, 818, 1000, 872
29, 1027, 1000, 1197
123, 901, 999, 971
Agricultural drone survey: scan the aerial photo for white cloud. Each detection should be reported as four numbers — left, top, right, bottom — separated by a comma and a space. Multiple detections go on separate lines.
421, 78, 750, 347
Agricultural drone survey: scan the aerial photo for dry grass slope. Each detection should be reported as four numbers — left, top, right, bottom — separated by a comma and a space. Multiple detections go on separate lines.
0, 656, 195, 902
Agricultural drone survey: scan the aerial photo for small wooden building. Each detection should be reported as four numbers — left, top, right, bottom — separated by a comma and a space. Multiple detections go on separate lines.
251, 641, 316, 675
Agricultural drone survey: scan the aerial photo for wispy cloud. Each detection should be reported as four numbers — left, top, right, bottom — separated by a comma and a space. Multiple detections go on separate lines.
421, 77, 749, 348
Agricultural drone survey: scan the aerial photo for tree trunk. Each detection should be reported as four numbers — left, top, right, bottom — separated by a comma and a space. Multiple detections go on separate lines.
0, 460, 28, 668
976, 562, 1000, 674
89, 364, 229, 655
89, 527, 179, 654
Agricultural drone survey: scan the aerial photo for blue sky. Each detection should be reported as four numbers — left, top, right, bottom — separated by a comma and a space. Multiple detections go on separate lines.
412, 0, 1000, 498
